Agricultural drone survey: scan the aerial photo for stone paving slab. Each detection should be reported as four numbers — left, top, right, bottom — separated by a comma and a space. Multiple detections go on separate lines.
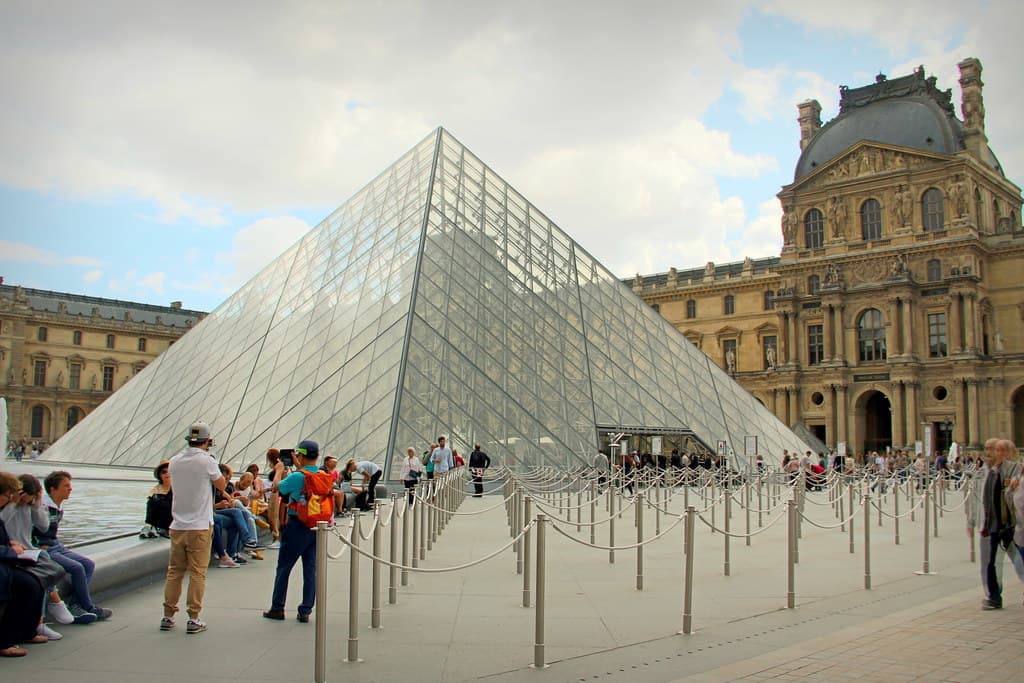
2, 483, 1017, 682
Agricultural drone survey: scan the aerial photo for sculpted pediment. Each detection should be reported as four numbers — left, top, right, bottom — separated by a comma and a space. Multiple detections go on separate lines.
790, 142, 951, 192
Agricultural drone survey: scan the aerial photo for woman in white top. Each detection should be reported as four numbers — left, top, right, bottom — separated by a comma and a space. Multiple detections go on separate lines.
399, 447, 422, 505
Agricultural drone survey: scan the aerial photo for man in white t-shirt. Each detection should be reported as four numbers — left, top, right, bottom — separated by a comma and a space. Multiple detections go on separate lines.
160, 421, 226, 635
431, 436, 454, 475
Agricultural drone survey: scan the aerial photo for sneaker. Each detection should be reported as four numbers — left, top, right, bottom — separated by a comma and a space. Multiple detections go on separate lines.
231, 554, 249, 565
246, 549, 264, 561
37, 623, 62, 640
48, 600, 75, 625
159, 617, 175, 631
90, 606, 113, 620
267, 541, 281, 550
982, 599, 1003, 610
218, 556, 239, 568
138, 525, 152, 539
68, 603, 98, 624
186, 619, 207, 634
243, 540, 266, 549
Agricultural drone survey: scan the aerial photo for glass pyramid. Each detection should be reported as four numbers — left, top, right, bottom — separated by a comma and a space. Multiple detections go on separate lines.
43, 129, 812, 476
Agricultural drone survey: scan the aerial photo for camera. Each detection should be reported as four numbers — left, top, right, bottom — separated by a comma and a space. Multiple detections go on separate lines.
278, 448, 295, 468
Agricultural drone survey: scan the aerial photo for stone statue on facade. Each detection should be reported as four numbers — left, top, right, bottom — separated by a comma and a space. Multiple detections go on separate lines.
994, 329, 1005, 352
781, 206, 797, 245
90, 374, 98, 390
890, 253, 908, 278
7, 368, 13, 385
828, 196, 847, 238
948, 175, 969, 217
824, 262, 842, 285
56, 371, 63, 386
765, 345, 776, 371
725, 348, 736, 374
704, 262, 715, 278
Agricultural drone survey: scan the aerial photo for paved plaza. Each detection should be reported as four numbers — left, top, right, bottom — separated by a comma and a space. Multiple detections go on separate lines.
4, 478, 1021, 682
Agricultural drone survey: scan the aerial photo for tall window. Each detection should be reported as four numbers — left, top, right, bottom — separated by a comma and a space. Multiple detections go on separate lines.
927, 259, 942, 282
31, 406, 45, 438
138, 337, 147, 352
928, 312, 948, 358
102, 366, 114, 392
804, 208, 824, 249
106, 334, 115, 349
860, 198, 882, 240
66, 407, 82, 431
807, 275, 820, 295
857, 308, 887, 361
975, 189, 985, 231
686, 299, 696, 319
724, 295, 735, 315
33, 360, 46, 386
922, 188, 945, 232
807, 324, 824, 365
763, 290, 775, 311
72, 330, 82, 345
69, 363, 82, 390
37, 326, 48, 342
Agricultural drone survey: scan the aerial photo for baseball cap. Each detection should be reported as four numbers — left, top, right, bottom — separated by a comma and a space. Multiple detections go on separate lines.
296, 439, 320, 460
187, 421, 211, 443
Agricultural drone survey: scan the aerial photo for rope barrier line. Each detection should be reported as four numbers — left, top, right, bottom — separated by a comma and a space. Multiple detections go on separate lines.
331, 523, 533, 573
799, 498, 865, 529
547, 510, 686, 551
870, 491, 930, 519
695, 505, 789, 538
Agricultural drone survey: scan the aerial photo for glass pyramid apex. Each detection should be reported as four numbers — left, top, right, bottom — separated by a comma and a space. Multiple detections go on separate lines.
43, 128, 813, 473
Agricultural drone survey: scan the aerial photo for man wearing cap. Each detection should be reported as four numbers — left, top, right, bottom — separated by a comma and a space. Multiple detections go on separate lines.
160, 421, 227, 635
264, 439, 321, 623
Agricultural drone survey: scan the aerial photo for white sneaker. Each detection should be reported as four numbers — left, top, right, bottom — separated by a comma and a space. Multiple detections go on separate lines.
48, 600, 75, 625
218, 556, 239, 568
37, 623, 63, 640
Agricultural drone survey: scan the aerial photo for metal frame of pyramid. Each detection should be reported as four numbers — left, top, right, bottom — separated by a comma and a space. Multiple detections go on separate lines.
43, 128, 813, 476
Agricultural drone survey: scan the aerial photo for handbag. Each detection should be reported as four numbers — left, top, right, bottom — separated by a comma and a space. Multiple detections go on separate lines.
17, 554, 67, 588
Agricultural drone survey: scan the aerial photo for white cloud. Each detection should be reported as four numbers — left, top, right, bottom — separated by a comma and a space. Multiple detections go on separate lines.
0, 240, 104, 267
138, 271, 166, 294
731, 67, 787, 123
82, 269, 102, 283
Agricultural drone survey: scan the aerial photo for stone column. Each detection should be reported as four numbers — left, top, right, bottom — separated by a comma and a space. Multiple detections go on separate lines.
891, 382, 906, 447
964, 293, 978, 352
823, 305, 834, 361
967, 379, 981, 447
770, 388, 779, 417
954, 379, 968, 444
779, 312, 790, 365
835, 304, 847, 363
949, 293, 963, 354
901, 297, 915, 356
904, 382, 919, 445
788, 387, 800, 426
836, 384, 849, 446
825, 384, 835, 447
789, 312, 800, 367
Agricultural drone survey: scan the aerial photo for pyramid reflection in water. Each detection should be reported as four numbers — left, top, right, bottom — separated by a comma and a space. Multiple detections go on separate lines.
45, 129, 811, 476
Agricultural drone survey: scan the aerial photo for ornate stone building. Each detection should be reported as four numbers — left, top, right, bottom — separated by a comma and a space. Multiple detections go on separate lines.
0, 284, 205, 445
630, 59, 1024, 456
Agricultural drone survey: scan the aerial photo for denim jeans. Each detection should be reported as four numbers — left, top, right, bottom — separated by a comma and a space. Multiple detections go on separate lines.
47, 543, 96, 611
270, 516, 317, 616
215, 507, 248, 556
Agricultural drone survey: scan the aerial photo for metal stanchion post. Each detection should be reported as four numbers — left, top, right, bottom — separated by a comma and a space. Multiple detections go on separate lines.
576, 489, 582, 532
608, 486, 615, 564
590, 481, 596, 545
848, 482, 855, 554
894, 486, 900, 545
346, 511, 361, 663
314, 522, 328, 683
515, 488, 523, 574
402, 491, 411, 584
757, 476, 763, 528
655, 482, 661, 536
636, 491, 644, 590
933, 480, 940, 538
523, 496, 532, 608
681, 505, 695, 634
745, 479, 751, 546
371, 504, 382, 628
426, 486, 434, 551
723, 488, 731, 576
710, 477, 716, 534
388, 496, 399, 604
533, 513, 547, 669
916, 482, 934, 575
787, 499, 796, 609
864, 494, 871, 590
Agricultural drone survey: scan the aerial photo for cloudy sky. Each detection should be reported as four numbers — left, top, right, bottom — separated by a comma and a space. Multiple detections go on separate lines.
1, 1, 1021, 312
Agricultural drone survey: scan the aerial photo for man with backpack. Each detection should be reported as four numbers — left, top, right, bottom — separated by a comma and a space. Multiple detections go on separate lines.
263, 439, 332, 624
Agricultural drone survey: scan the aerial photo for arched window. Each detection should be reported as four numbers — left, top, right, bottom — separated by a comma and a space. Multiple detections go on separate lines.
723, 295, 735, 315
804, 208, 824, 249
66, 407, 82, 431
926, 259, 942, 282
975, 188, 985, 231
686, 299, 696, 319
807, 275, 820, 295
857, 308, 887, 362
763, 290, 775, 311
37, 326, 48, 342
860, 198, 882, 241
922, 188, 944, 232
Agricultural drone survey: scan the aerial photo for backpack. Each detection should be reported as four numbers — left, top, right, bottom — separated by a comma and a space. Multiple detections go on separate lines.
289, 470, 336, 528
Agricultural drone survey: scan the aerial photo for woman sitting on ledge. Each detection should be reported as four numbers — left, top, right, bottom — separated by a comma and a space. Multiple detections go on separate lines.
141, 462, 172, 538
0, 471, 51, 657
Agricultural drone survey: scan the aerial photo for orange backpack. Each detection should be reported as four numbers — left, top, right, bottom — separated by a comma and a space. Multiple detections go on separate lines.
289, 470, 336, 528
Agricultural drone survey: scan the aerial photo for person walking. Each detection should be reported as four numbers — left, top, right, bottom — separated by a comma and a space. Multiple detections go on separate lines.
400, 448, 422, 505
431, 436, 453, 476
264, 439, 324, 623
468, 445, 491, 497
968, 437, 1023, 610
160, 422, 227, 635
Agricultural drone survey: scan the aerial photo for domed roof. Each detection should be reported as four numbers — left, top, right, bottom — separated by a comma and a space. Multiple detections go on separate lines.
794, 69, 1003, 181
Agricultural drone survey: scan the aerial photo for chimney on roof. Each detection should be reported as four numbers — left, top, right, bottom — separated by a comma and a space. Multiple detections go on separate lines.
958, 57, 988, 159
170, 301, 182, 310
797, 99, 822, 151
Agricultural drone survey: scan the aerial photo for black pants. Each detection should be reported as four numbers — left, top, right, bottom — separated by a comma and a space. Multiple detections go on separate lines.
472, 468, 485, 496
364, 471, 383, 509
0, 569, 45, 649
403, 479, 416, 505
982, 532, 1009, 606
